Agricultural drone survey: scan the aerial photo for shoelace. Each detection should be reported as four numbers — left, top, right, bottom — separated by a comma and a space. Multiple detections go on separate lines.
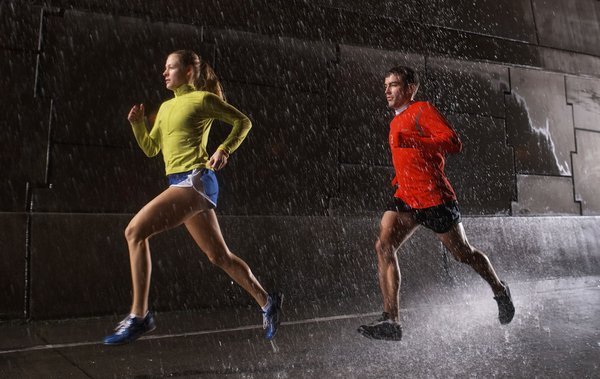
369, 312, 390, 325
114, 316, 134, 335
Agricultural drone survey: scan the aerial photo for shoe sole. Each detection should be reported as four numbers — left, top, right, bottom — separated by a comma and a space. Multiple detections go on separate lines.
357, 326, 402, 341
103, 324, 157, 346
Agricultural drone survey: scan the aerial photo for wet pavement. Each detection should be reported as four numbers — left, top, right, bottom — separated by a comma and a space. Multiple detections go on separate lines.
1, 276, 599, 378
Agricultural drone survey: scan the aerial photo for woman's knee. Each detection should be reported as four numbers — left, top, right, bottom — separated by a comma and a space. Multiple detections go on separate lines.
124, 220, 148, 244
207, 249, 233, 268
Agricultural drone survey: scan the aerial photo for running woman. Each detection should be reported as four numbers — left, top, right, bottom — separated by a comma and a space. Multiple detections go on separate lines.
357, 66, 514, 341
103, 50, 282, 345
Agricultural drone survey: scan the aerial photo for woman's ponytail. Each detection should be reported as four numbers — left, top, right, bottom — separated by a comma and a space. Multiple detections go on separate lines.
172, 49, 225, 100
198, 60, 225, 101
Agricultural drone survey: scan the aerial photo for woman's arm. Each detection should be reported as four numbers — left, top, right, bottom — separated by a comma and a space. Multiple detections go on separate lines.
128, 103, 160, 157
201, 93, 252, 156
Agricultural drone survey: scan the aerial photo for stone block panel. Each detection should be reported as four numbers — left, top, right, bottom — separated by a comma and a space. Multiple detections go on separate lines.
219, 217, 351, 309
533, 0, 600, 57
332, 45, 425, 166
456, 216, 600, 282
31, 144, 165, 213
0, 1, 41, 50
171, 0, 327, 40
512, 175, 579, 216
566, 76, 600, 132
331, 164, 395, 216
313, 0, 421, 22
24, 213, 600, 319
427, 57, 509, 118
42, 0, 327, 41
41, 10, 211, 146
322, 10, 427, 53
506, 68, 575, 176
0, 213, 26, 318
29, 214, 132, 319
0, 50, 37, 98
539, 47, 600, 80
0, 94, 51, 211
422, 0, 537, 43
423, 27, 540, 68
29, 213, 266, 318
445, 114, 514, 215
338, 217, 452, 308
573, 130, 600, 215
210, 82, 337, 216
27, 213, 449, 319
212, 30, 335, 93
0, 51, 47, 212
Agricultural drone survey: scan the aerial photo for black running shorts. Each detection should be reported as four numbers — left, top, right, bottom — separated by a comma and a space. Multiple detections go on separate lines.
387, 197, 462, 234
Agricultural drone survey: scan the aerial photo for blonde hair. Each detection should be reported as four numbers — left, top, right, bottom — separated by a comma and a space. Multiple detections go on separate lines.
172, 50, 225, 100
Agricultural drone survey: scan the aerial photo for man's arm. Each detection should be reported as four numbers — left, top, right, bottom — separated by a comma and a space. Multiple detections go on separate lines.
396, 103, 462, 154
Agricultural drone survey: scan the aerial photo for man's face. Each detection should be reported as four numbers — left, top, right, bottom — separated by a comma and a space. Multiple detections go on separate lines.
384, 74, 414, 109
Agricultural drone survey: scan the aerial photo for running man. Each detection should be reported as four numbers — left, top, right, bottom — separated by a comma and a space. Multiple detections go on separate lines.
358, 66, 515, 341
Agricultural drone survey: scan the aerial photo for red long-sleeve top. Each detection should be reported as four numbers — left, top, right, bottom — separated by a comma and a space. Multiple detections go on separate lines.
389, 101, 462, 209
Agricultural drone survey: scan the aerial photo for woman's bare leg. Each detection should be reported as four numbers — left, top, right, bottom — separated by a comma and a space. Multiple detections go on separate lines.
125, 186, 208, 316
184, 210, 269, 308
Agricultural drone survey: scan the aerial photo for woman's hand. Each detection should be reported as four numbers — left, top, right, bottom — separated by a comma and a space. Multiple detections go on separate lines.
128, 104, 145, 124
208, 149, 229, 171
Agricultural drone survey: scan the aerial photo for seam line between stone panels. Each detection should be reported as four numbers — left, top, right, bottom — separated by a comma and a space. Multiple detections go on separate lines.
503, 67, 518, 214
529, 0, 541, 46
564, 75, 582, 215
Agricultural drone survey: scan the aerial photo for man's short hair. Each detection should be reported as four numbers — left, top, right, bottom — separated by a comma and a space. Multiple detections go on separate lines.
386, 66, 419, 88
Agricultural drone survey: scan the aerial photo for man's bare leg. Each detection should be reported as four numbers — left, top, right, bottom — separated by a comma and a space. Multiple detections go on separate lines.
436, 222, 503, 294
376, 211, 419, 321
437, 222, 515, 324
358, 211, 418, 340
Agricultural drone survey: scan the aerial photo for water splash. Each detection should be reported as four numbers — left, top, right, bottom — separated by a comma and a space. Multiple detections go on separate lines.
512, 92, 570, 175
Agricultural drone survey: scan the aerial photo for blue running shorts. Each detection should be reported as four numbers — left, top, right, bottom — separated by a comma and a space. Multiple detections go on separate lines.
167, 168, 219, 208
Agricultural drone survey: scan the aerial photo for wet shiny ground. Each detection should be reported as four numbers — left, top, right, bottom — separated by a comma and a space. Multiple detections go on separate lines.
1, 277, 599, 378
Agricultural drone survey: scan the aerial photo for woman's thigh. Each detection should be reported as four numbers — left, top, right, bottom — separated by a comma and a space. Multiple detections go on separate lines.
183, 210, 229, 259
128, 186, 211, 240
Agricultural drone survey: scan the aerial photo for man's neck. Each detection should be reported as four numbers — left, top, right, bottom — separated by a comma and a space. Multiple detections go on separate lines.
394, 101, 412, 115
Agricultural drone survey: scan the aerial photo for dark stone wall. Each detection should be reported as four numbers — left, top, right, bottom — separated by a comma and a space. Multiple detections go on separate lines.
2, 0, 600, 319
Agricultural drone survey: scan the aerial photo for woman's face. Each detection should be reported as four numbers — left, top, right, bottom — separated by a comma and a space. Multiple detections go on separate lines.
163, 54, 189, 90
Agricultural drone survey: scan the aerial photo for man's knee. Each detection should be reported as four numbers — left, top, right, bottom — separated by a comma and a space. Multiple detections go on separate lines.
450, 244, 476, 264
376, 238, 396, 260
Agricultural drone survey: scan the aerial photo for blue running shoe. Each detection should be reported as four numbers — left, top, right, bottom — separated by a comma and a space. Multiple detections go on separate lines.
103, 312, 156, 345
262, 292, 283, 340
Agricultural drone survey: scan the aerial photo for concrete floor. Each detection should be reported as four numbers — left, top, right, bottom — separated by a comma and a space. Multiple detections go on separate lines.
1, 276, 599, 378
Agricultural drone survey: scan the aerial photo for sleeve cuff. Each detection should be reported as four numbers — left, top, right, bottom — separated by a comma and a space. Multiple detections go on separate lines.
217, 146, 230, 156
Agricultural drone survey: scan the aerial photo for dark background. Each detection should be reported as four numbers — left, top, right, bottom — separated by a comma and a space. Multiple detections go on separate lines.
1, 0, 599, 320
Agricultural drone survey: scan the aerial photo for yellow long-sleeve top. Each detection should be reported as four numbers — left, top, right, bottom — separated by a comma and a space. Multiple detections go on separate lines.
130, 84, 252, 175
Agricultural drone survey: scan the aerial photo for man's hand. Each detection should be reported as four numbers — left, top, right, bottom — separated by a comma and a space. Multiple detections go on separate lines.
208, 149, 229, 171
128, 104, 145, 124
